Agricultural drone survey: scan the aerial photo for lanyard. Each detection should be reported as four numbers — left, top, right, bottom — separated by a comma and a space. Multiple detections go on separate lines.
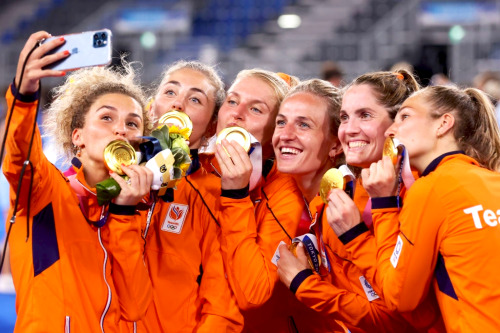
316, 206, 332, 276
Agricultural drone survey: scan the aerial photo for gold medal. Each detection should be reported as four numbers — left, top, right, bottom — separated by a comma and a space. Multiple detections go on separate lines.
319, 168, 344, 204
383, 137, 400, 166
216, 126, 251, 152
103, 140, 137, 175
289, 241, 321, 270
158, 110, 193, 137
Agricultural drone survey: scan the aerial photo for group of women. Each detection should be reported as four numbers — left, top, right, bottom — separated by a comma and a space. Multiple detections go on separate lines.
2, 31, 500, 333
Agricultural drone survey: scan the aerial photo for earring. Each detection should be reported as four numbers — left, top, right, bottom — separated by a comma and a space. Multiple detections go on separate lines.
73, 145, 81, 157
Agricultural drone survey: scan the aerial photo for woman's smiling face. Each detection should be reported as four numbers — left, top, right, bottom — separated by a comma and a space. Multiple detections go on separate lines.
338, 84, 394, 168
273, 92, 339, 177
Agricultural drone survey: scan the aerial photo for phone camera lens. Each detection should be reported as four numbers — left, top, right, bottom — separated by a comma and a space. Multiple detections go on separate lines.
101, 33, 106, 39
94, 34, 98, 39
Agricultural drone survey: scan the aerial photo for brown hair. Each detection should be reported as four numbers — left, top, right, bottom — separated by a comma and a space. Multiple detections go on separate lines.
285, 79, 341, 136
347, 69, 420, 119
44, 62, 149, 163
418, 85, 500, 171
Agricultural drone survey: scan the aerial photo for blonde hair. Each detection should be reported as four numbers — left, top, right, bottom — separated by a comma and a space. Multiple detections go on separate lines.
232, 69, 291, 114
43, 63, 149, 163
157, 60, 226, 109
346, 69, 420, 119
418, 85, 500, 171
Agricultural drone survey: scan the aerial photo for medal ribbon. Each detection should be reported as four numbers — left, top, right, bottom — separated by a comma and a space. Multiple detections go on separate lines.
317, 206, 332, 276
297, 196, 313, 235
292, 233, 321, 274
68, 175, 108, 227
138, 136, 163, 162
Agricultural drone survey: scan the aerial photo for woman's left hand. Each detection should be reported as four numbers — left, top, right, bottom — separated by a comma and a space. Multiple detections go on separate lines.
277, 243, 309, 288
325, 188, 362, 236
110, 164, 153, 206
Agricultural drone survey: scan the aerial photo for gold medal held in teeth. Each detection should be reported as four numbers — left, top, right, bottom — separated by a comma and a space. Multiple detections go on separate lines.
383, 137, 399, 166
158, 110, 193, 137
216, 126, 251, 152
319, 168, 344, 204
103, 140, 137, 175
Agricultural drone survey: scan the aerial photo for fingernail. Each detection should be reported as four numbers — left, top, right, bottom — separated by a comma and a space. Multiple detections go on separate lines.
60, 72, 66, 76
63, 50, 70, 55
59, 37, 65, 42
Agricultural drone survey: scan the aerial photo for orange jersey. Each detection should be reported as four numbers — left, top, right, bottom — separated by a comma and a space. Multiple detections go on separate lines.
126, 159, 243, 332
217, 160, 342, 332
290, 192, 421, 333
337, 179, 444, 332
371, 152, 500, 332
3, 86, 151, 332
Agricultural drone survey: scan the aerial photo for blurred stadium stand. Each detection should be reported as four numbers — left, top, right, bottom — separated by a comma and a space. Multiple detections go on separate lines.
1, 0, 500, 86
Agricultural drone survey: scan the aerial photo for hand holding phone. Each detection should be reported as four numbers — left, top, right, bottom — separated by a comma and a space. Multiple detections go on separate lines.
42, 29, 113, 71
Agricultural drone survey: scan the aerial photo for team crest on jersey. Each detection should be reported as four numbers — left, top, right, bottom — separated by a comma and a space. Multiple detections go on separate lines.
161, 204, 189, 234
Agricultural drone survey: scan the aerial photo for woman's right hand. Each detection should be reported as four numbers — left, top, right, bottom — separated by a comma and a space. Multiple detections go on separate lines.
110, 165, 154, 206
361, 155, 398, 198
15, 31, 70, 95
215, 139, 253, 190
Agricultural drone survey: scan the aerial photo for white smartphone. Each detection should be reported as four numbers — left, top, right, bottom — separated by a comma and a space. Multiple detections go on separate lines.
42, 29, 113, 71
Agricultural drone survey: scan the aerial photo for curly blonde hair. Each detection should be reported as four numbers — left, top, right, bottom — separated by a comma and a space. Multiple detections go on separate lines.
43, 63, 151, 163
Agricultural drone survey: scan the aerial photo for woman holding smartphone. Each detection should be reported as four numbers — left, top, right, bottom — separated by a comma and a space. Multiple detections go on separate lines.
3, 31, 153, 332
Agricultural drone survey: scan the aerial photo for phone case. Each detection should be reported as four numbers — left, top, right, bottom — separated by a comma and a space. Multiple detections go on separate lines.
42, 29, 113, 71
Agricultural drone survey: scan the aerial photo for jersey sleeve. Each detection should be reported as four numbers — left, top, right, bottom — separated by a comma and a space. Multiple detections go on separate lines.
294, 273, 409, 332
3, 85, 59, 214
372, 186, 442, 312
344, 196, 442, 330
217, 176, 304, 308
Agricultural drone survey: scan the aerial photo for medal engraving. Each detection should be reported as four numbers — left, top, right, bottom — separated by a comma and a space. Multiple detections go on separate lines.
104, 140, 137, 175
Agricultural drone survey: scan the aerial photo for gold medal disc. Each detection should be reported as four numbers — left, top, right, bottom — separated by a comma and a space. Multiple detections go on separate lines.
383, 137, 399, 166
216, 127, 251, 152
158, 110, 193, 137
319, 168, 344, 204
103, 140, 137, 175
